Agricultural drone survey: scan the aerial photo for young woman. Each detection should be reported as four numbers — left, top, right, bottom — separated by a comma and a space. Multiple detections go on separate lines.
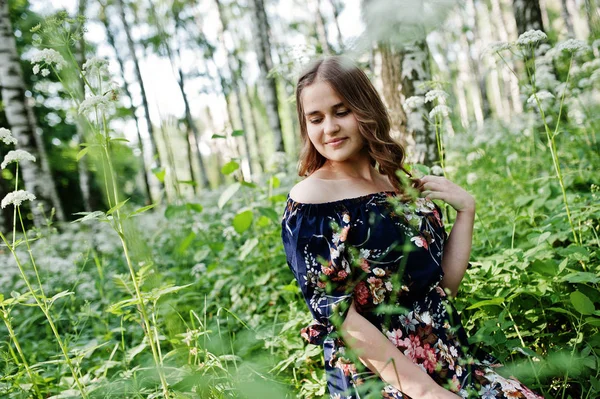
280, 56, 543, 399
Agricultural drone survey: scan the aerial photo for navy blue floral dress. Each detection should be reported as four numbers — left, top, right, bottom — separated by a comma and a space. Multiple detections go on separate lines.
281, 191, 544, 399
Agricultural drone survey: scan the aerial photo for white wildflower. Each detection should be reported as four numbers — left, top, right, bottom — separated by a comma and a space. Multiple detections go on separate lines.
373, 267, 385, 277
506, 153, 518, 164
466, 173, 477, 185
466, 151, 483, 163
404, 96, 425, 110
484, 41, 511, 54
1, 149, 36, 169
430, 165, 443, 176
1, 190, 36, 208
30, 48, 68, 71
32, 64, 40, 75
429, 104, 451, 119
0, 128, 17, 145
82, 56, 110, 78
516, 30, 547, 46
526, 90, 554, 105
41, 68, 50, 77
581, 59, 600, 73
555, 39, 590, 54
591, 69, 600, 82
78, 94, 113, 115
578, 78, 591, 89
424, 89, 449, 103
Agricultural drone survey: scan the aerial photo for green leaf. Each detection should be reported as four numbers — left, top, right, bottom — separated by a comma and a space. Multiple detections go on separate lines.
178, 180, 197, 186
107, 198, 130, 215
153, 168, 166, 183
186, 203, 203, 213
129, 204, 157, 217
48, 290, 73, 306
218, 183, 241, 209
221, 161, 239, 175
570, 291, 595, 315
233, 210, 253, 234
76, 147, 89, 161
71, 211, 106, 224
561, 272, 600, 284
238, 238, 259, 261
268, 175, 280, 188
211, 134, 226, 139
232, 130, 245, 136
466, 297, 505, 310
240, 181, 257, 188
558, 258, 569, 274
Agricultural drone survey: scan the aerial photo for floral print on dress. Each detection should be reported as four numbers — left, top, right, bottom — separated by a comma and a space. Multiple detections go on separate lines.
282, 191, 544, 398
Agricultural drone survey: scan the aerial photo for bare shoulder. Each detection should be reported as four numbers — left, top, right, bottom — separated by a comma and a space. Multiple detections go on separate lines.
289, 176, 333, 204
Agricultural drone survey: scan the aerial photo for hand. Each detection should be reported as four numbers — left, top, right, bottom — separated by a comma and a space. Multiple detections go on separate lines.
415, 175, 475, 214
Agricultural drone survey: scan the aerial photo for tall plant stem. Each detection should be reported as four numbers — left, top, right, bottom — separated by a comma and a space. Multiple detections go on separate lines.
0, 230, 89, 399
100, 116, 170, 398
0, 303, 43, 399
527, 53, 579, 246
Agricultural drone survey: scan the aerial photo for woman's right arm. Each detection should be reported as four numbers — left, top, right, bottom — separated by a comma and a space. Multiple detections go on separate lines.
340, 302, 460, 399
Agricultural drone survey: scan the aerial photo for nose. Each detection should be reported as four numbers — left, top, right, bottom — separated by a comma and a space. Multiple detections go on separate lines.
323, 116, 340, 135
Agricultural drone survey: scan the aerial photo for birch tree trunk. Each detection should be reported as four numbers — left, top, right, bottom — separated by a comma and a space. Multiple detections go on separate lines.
512, 0, 545, 34
214, 0, 254, 181
76, 0, 93, 212
100, 6, 153, 204
0, 1, 65, 225
247, 0, 285, 153
114, 0, 163, 192
313, 0, 332, 54
328, 0, 344, 51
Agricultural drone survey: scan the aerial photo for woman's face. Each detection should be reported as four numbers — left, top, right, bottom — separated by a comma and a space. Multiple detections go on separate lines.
301, 81, 365, 164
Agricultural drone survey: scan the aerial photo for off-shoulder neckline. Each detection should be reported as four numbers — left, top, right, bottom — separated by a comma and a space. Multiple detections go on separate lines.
286, 190, 399, 207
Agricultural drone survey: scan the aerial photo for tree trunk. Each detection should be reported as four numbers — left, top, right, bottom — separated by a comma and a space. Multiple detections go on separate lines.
313, 0, 332, 54
378, 41, 437, 166
214, 0, 254, 181
560, 0, 575, 37
328, 0, 344, 51
493, 0, 522, 114
100, 6, 153, 204
247, 0, 285, 153
0, 1, 65, 225
584, 0, 600, 40
465, 0, 490, 121
242, 78, 265, 173
76, 0, 93, 213
512, 0, 545, 35
114, 0, 163, 189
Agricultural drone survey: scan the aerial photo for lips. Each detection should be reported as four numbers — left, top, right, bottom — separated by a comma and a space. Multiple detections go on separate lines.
326, 138, 348, 144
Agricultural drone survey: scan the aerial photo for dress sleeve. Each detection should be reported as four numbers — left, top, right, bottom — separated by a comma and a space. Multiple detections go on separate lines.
281, 199, 357, 345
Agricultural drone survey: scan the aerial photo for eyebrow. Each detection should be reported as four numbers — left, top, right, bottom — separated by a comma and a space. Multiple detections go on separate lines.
304, 102, 346, 116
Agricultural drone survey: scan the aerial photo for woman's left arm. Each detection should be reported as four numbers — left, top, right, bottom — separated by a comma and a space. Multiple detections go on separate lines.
417, 175, 476, 297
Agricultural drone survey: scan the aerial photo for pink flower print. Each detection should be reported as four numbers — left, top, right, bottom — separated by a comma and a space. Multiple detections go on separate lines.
335, 358, 357, 377
360, 258, 371, 273
435, 285, 447, 297
386, 329, 404, 347
421, 343, 438, 373
432, 208, 442, 225
339, 226, 350, 242
448, 375, 461, 393
322, 265, 335, 275
336, 270, 348, 280
317, 281, 326, 289
411, 235, 429, 249
354, 281, 370, 306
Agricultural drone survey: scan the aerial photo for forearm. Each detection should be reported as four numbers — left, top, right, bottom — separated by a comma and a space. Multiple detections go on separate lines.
340, 303, 448, 398
440, 208, 475, 297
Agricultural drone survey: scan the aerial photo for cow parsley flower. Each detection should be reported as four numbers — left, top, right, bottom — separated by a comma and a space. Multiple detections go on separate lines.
484, 41, 512, 54
431, 165, 444, 176
429, 104, 451, 119
0, 128, 17, 145
526, 90, 554, 105
78, 94, 113, 115
425, 89, 449, 103
82, 56, 110, 79
1, 190, 36, 208
516, 30, 547, 46
1, 149, 36, 169
556, 39, 590, 54
30, 48, 68, 72
41, 68, 50, 77
404, 96, 425, 110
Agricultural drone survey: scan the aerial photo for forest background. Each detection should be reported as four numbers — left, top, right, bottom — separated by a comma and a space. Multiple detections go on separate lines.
0, 0, 599, 398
